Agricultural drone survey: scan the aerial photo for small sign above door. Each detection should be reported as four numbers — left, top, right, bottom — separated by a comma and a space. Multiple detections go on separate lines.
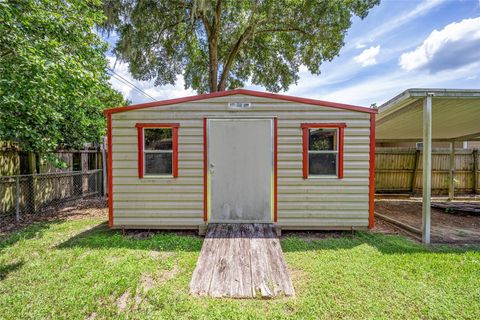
228, 102, 251, 109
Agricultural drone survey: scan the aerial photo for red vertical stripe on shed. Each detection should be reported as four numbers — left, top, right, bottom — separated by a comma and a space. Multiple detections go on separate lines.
369, 113, 376, 229
302, 127, 308, 179
107, 114, 113, 228
137, 126, 144, 178
203, 118, 208, 222
173, 127, 179, 178
338, 127, 344, 179
273, 117, 278, 223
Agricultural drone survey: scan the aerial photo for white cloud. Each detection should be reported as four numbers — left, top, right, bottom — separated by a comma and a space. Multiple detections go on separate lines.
399, 17, 480, 71
354, 46, 381, 67
356, 43, 367, 49
350, 0, 446, 49
107, 56, 194, 104
315, 61, 480, 106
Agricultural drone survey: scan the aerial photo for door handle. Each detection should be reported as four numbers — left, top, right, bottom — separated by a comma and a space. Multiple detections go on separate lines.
210, 163, 214, 174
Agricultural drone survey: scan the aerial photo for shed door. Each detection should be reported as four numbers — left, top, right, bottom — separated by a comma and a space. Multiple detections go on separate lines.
208, 119, 273, 223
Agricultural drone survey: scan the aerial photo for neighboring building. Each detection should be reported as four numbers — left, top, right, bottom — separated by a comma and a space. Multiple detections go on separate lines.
104, 89, 377, 232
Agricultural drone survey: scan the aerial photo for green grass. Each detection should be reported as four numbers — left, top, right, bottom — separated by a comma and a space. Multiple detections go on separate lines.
1, 218, 479, 319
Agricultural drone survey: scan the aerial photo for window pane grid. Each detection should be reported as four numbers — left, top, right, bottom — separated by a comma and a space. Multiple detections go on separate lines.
308, 150, 338, 154
308, 128, 337, 151
144, 150, 173, 154
307, 128, 338, 176
308, 153, 338, 176
143, 128, 173, 176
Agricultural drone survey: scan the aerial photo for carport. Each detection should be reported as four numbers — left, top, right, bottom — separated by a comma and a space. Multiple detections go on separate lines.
376, 88, 480, 243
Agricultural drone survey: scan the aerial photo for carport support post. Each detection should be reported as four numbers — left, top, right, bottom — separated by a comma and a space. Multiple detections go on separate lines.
422, 94, 433, 244
448, 141, 455, 201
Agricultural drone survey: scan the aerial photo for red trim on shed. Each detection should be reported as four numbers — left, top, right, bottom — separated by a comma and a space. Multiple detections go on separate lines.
369, 114, 376, 229
273, 117, 278, 223
107, 114, 113, 228
137, 126, 144, 178
338, 127, 345, 179
135, 123, 180, 178
103, 89, 377, 115
301, 123, 346, 179
302, 127, 309, 179
203, 118, 208, 222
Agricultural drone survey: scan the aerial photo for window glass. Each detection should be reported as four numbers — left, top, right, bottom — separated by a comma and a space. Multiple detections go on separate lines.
309, 129, 337, 151
145, 128, 172, 150
145, 153, 172, 175
143, 128, 173, 176
308, 153, 337, 176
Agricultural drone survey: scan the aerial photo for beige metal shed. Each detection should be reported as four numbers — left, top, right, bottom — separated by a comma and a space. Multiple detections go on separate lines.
104, 89, 377, 233
377, 88, 480, 243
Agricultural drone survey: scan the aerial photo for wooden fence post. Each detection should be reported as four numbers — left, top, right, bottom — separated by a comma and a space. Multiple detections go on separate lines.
448, 142, 455, 200
81, 150, 88, 195
411, 149, 420, 194
102, 137, 107, 197
15, 176, 20, 221
473, 149, 478, 195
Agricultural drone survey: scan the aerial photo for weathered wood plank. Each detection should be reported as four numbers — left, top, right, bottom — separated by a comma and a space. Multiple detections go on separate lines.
190, 223, 295, 299
263, 225, 295, 296
189, 224, 219, 295
209, 224, 235, 297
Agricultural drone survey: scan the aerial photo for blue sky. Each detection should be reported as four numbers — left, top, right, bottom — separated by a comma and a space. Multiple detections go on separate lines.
105, 0, 480, 107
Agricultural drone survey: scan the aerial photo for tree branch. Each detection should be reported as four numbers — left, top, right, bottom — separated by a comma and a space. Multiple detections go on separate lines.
217, 26, 253, 91
255, 27, 309, 36
217, 1, 257, 91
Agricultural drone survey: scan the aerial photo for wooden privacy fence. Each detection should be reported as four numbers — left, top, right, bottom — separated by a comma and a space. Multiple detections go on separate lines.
375, 148, 479, 195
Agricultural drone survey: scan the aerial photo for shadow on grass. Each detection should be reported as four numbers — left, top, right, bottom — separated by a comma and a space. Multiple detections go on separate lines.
0, 261, 24, 280
280, 230, 480, 255
57, 222, 203, 252
0, 221, 61, 254
57, 222, 480, 256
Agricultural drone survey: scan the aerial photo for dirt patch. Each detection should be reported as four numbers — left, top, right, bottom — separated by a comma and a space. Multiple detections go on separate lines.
158, 265, 181, 283
139, 273, 155, 291
375, 199, 480, 243
117, 266, 181, 312
0, 197, 107, 238
149, 251, 174, 260
289, 268, 308, 282
372, 217, 404, 235
85, 312, 97, 320
116, 290, 131, 311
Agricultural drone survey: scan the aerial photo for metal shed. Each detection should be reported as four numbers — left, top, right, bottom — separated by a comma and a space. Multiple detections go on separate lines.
104, 89, 377, 233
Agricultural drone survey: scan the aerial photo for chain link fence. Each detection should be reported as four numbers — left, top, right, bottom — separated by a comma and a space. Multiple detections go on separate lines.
0, 170, 103, 224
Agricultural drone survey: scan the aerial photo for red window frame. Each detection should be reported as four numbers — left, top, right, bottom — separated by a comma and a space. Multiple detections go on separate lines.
301, 123, 346, 179
135, 123, 179, 178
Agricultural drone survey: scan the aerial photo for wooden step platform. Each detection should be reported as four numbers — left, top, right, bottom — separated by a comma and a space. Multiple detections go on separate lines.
189, 223, 295, 298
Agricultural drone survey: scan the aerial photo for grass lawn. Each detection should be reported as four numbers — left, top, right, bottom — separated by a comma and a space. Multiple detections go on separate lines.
1, 217, 479, 319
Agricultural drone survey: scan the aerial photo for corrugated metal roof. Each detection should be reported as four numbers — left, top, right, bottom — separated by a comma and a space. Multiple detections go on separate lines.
377, 88, 480, 141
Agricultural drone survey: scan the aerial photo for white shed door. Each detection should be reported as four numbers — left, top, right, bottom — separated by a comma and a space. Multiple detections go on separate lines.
208, 119, 273, 223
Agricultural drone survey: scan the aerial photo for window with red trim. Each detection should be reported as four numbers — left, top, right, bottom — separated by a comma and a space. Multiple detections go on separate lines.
301, 123, 346, 179
135, 123, 179, 178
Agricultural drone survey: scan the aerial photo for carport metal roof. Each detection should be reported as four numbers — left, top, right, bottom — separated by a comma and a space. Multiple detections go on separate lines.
377, 88, 480, 142
376, 88, 480, 244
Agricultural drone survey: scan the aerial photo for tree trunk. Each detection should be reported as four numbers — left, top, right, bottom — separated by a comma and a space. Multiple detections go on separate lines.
208, 41, 218, 92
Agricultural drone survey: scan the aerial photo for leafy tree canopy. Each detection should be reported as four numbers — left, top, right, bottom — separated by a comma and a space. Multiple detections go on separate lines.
102, 0, 379, 93
0, 0, 126, 154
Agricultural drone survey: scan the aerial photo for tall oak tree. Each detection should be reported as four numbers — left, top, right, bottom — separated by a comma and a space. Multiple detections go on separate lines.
103, 0, 379, 93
